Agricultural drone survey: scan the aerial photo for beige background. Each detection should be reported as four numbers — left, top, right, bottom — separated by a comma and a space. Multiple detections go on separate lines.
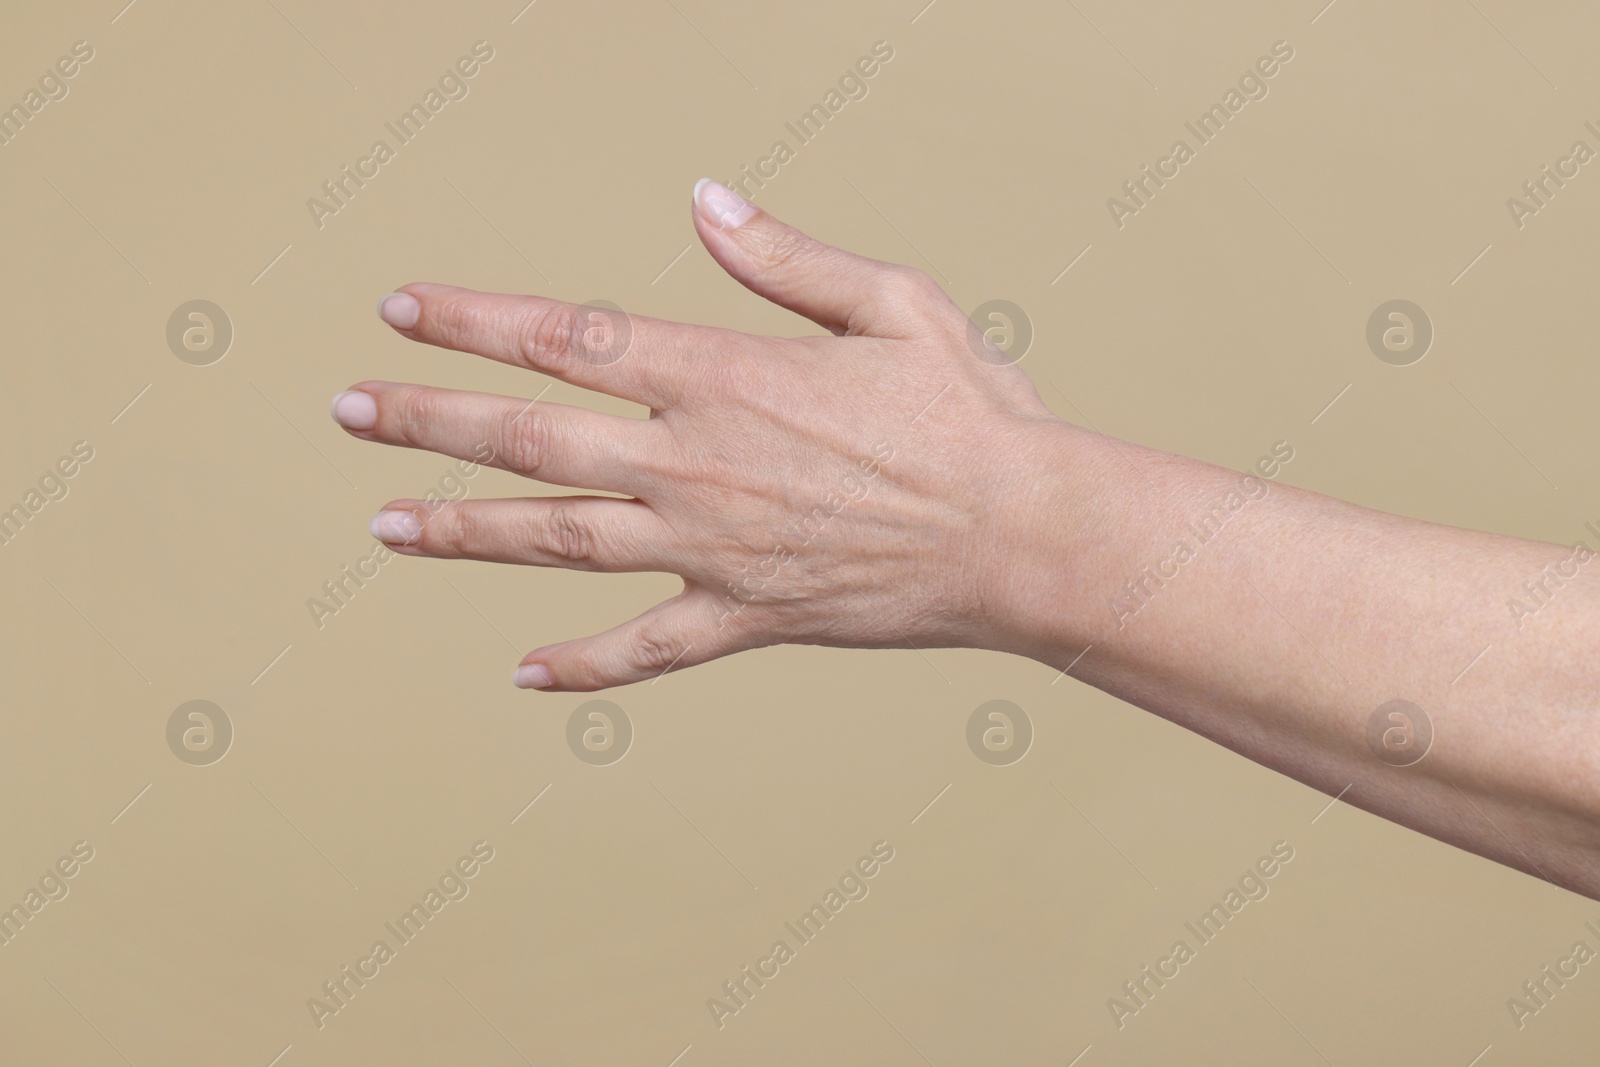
3, 0, 1598, 1063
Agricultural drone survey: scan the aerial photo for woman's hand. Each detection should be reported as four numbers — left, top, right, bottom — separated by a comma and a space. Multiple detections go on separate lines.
332, 178, 1600, 899
331, 179, 1072, 690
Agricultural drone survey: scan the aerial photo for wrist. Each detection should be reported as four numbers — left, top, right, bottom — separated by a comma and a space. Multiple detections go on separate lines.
968, 415, 1127, 667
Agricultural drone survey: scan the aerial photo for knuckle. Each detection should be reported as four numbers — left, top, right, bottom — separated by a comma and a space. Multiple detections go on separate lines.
392, 388, 443, 446
518, 302, 581, 369
430, 292, 492, 348
501, 410, 553, 477
425, 502, 475, 555
539, 501, 597, 567
753, 226, 814, 273
879, 266, 942, 306
624, 627, 681, 676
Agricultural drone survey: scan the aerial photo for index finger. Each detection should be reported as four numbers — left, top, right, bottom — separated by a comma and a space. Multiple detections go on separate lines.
378, 282, 688, 408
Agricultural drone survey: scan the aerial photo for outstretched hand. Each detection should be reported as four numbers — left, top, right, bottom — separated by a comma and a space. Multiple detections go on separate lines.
332, 179, 1069, 690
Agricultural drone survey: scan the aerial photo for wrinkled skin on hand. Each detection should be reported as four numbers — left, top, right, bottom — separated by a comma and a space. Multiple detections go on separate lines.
333, 179, 1065, 690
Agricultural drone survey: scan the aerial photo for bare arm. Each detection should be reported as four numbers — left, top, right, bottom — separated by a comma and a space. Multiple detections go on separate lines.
996, 424, 1600, 899
334, 180, 1600, 901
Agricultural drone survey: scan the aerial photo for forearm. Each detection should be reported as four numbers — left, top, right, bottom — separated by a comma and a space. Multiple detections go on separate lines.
992, 420, 1600, 898
345, 181, 1600, 898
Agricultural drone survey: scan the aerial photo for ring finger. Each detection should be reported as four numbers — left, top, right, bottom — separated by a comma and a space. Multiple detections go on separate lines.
371, 496, 682, 573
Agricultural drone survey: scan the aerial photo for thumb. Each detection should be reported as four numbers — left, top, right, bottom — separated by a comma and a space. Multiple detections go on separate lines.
691, 178, 938, 338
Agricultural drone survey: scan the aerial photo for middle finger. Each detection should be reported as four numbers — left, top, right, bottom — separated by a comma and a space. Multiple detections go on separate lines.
331, 380, 663, 496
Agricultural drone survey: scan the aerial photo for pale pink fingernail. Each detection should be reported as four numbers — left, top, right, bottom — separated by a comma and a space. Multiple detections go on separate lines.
694, 178, 756, 229
369, 510, 422, 544
377, 291, 420, 329
514, 663, 554, 689
329, 390, 377, 430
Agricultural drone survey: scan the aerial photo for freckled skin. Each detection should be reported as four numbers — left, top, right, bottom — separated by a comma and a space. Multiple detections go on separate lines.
336, 181, 1600, 902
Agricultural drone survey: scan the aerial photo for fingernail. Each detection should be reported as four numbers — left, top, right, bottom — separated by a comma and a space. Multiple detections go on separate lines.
369, 510, 422, 544
694, 178, 756, 230
329, 390, 377, 430
377, 291, 420, 329
514, 663, 554, 689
